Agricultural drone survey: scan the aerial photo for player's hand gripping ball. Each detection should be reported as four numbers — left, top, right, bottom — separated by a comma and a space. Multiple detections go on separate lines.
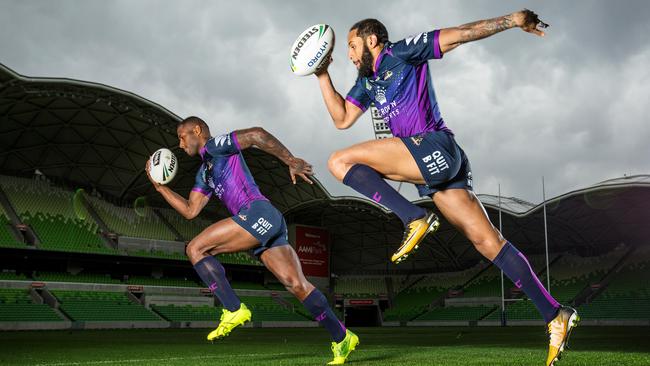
290, 24, 335, 76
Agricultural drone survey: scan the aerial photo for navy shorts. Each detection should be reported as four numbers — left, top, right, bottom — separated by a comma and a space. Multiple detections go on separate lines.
231, 200, 290, 257
401, 130, 473, 198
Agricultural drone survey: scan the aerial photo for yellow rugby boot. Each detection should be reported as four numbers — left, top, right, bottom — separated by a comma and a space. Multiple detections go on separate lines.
207, 303, 251, 341
327, 329, 360, 365
546, 306, 580, 366
391, 211, 440, 264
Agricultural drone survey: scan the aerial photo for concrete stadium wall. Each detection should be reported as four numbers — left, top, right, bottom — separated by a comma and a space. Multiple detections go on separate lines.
1, 320, 320, 331
0, 321, 71, 331
0, 280, 295, 298
117, 236, 185, 254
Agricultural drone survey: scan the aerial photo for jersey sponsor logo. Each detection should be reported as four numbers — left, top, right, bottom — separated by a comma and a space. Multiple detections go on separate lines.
375, 87, 387, 105
467, 171, 473, 189
238, 214, 247, 221
410, 135, 423, 146
252, 217, 273, 235
214, 134, 231, 148
405, 32, 428, 46
376, 100, 400, 123
297, 241, 327, 254
383, 70, 393, 80
422, 150, 450, 176
214, 183, 224, 198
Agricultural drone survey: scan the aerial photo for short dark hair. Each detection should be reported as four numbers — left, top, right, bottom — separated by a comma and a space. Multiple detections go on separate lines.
178, 116, 210, 133
350, 18, 389, 44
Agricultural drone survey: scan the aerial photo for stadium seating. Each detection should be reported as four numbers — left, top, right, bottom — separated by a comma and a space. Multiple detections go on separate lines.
461, 256, 547, 298
152, 304, 220, 322
461, 268, 509, 298
35, 271, 121, 284
579, 261, 650, 320
282, 296, 315, 319
158, 207, 213, 241
87, 196, 177, 241
0, 175, 264, 267
383, 288, 445, 322
230, 281, 268, 291
0, 288, 63, 322
153, 295, 313, 323
23, 213, 115, 254
240, 295, 310, 321
126, 248, 262, 266
385, 253, 615, 323
382, 267, 486, 322
414, 305, 496, 322
0, 175, 109, 251
483, 300, 539, 321
0, 271, 28, 281
0, 214, 24, 248
32, 270, 275, 289
53, 290, 161, 322
126, 275, 200, 287
335, 276, 387, 297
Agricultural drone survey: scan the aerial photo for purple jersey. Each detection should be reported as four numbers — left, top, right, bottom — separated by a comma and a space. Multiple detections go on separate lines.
192, 132, 267, 215
346, 29, 451, 138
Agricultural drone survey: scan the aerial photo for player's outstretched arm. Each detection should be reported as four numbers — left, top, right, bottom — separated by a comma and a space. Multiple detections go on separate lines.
145, 160, 209, 219
438, 9, 548, 54
235, 127, 314, 185
314, 61, 364, 130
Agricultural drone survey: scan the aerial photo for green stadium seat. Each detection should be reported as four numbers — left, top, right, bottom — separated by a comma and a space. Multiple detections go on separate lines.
0, 289, 63, 322
52, 290, 161, 322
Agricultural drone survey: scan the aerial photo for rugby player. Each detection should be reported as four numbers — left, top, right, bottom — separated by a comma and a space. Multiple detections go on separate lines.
314, 10, 577, 366
146, 117, 358, 364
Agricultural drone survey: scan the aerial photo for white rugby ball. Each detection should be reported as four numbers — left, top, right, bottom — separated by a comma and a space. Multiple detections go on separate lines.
290, 24, 335, 76
149, 148, 178, 185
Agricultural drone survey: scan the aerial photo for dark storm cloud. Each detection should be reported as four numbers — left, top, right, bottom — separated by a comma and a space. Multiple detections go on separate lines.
1, 0, 648, 203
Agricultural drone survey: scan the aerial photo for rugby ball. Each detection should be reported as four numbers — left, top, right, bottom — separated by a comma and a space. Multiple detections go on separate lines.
290, 24, 335, 76
149, 148, 178, 185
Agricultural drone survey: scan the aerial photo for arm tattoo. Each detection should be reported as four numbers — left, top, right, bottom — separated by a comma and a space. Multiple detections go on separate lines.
457, 15, 515, 44
239, 127, 294, 165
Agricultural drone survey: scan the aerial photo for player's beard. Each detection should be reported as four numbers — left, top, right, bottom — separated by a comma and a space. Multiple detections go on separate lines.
358, 44, 374, 78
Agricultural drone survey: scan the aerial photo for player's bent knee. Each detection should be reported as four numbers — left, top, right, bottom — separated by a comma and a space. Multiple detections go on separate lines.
185, 242, 195, 258
471, 236, 505, 261
185, 241, 206, 263
284, 278, 312, 298
327, 150, 349, 181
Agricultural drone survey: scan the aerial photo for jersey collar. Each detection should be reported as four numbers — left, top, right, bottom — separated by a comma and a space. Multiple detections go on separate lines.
373, 45, 391, 78
199, 140, 209, 161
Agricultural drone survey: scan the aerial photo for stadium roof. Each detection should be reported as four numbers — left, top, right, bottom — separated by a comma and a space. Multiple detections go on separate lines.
0, 63, 326, 217
1, 63, 648, 275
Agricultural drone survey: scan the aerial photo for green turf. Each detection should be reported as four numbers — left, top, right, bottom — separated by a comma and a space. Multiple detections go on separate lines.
0, 327, 648, 365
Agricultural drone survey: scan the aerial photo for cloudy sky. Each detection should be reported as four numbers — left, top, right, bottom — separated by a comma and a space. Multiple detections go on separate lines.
2, 0, 649, 204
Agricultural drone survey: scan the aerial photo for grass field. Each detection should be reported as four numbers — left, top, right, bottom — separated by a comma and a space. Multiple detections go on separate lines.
1, 326, 649, 365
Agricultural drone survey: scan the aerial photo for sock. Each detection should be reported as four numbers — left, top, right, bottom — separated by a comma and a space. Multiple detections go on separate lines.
343, 164, 427, 225
492, 242, 560, 323
193, 256, 241, 312
302, 289, 346, 343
